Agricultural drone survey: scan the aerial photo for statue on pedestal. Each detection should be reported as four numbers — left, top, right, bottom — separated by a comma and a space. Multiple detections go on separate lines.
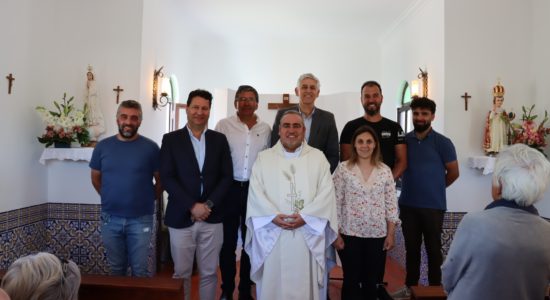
85, 66, 105, 144
483, 81, 514, 155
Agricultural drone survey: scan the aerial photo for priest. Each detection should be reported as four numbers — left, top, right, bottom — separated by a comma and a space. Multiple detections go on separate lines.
245, 110, 338, 300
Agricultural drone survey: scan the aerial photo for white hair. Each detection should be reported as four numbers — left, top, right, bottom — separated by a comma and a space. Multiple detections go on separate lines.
296, 73, 320, 89
493, 144, 550, 206
1, 252, 81, 300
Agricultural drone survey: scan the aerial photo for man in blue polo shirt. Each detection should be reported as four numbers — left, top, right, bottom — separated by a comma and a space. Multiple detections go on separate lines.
90, 100, 161, 277
392, 97, 459, 299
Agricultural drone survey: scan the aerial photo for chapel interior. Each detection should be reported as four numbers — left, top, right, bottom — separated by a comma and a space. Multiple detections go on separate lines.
1, 0, 549, 299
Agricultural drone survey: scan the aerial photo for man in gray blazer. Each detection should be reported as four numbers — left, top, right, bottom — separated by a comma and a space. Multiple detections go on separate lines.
271, 73, 339, 173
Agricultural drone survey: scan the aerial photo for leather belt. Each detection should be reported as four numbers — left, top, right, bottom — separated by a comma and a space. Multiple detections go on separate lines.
233, 180, 249, 187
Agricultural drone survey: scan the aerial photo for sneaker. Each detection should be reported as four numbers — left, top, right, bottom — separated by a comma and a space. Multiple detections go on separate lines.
390, 286, 411, 300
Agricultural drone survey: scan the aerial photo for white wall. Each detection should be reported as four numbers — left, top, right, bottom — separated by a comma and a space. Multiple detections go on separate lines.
0, 1, 47, 211
139, 1, 381, 142
139, 0, 194, 143
380, 0, 550, 217
532, 0, 550, 158
4, 1, 550, 217
0, 0, 144, 211
530, 0, 550, 215
380, 0, 445, 128
444, 0, 538, 213
161, 2, 382, 97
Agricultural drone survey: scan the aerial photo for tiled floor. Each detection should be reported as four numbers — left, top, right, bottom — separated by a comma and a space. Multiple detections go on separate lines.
159, 256, 406, 300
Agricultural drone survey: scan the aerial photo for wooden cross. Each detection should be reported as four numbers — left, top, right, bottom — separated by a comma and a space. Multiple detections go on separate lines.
113, 85, 124, 104
461, 92, 471, 111
6, 73, 15, 94
268, 93, 295, 110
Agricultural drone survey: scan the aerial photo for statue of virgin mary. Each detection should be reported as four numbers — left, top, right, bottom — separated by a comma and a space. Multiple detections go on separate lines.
85, 65, 105, 143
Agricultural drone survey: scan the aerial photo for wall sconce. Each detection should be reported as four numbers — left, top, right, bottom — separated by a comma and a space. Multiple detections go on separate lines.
410, 79, 420, 98
411, 68, 428, 99
418, 67, 428, 97
152, 66, 164, 110
160, 77, 172, 103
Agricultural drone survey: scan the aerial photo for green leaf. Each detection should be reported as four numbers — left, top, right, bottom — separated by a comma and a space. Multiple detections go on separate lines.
54, 101, 61, 113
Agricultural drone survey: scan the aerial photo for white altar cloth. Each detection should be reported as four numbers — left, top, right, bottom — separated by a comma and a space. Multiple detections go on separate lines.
39, 148, 94, 165
468, 156, 496, 175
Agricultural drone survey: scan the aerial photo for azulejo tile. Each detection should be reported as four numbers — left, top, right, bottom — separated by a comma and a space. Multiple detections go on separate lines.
388, 211, 466, 285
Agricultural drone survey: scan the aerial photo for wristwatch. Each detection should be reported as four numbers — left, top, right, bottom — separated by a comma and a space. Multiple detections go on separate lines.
205, 200, 214, 209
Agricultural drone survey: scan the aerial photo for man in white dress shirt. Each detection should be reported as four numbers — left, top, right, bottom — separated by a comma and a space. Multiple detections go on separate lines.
245, 111, 338, 300
215, 85, 271, 300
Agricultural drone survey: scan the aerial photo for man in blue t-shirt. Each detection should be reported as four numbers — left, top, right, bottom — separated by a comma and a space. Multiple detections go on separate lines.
89, 100, 161, 277
392, 97, 459, 299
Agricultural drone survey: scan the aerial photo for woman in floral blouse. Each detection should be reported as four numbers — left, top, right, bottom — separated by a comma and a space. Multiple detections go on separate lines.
332, 125, 400, 300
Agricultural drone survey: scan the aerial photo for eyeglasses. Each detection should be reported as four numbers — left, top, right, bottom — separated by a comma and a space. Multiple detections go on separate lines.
237, 97, 256, 103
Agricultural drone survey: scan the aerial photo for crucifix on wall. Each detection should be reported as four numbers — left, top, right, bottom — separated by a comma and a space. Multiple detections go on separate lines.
113, 85, 124, 104
461, 92, 471, 111
6, 73, 15, 94
268, 93, 295, 110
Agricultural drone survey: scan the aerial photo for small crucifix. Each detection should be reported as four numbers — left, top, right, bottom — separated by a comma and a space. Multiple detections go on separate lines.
113, 85, 124, 104
6, 73, 15, 94
268, 93, 295, 110
461, 92, 471, 111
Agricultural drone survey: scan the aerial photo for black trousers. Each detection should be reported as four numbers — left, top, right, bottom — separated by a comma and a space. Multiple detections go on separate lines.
399, 205, 444, 286
338, 235, 386, 300
219, 180, 253, 295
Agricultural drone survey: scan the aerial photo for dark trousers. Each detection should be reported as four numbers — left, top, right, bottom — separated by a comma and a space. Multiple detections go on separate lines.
219, 181, 252, 295
338, 235, 386, 300
399, 205, 444, 286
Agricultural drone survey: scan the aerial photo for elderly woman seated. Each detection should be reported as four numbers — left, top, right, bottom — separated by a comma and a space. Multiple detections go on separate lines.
1, 252, 81, 300
442, 144, 550, 299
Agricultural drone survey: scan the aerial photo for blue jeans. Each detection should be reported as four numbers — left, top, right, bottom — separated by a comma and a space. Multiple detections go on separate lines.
101, 212, 153, 277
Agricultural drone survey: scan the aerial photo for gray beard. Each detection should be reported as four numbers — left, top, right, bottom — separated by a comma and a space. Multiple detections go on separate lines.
119, 127, 137, 139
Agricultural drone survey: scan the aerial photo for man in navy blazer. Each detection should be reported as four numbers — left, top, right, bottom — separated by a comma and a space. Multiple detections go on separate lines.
160, 89, 233, 300
270, 73, 339, 173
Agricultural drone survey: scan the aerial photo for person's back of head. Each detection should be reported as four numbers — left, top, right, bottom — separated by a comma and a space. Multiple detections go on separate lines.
1, 252, 81, 300
0, 289, 10, 300
493, 143, 550, 206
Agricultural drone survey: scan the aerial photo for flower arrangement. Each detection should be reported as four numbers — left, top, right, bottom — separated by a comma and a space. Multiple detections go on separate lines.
36, 93, 90, 147
510, 104, 550, 153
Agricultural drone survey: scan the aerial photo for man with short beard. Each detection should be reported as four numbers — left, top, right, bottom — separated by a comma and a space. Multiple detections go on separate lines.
392, 97, 459, 300
340, 81, 406, 179
90, 100, 162, 277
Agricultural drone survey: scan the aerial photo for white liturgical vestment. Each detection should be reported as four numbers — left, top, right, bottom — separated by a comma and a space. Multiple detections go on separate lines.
245, 142, 338, 300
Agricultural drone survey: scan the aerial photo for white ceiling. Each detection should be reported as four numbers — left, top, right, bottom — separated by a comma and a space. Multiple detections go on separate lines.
181, 0, 419, 40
